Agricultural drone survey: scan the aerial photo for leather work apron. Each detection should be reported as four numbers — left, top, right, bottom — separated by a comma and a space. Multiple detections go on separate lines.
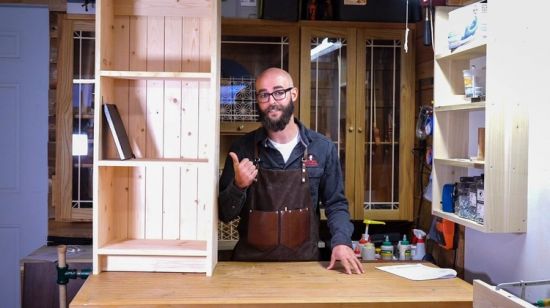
232, 147, 320, 261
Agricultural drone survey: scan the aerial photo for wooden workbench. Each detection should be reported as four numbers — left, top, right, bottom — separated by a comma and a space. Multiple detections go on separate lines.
70, 261, 473, 307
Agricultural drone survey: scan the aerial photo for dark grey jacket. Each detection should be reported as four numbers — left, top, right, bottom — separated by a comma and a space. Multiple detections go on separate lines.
218, 119, 354, 249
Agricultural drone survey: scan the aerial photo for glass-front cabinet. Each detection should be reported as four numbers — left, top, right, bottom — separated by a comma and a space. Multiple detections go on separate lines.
54, 16, 95, 222
300, 25, 414, 220
217, 20, 413, 225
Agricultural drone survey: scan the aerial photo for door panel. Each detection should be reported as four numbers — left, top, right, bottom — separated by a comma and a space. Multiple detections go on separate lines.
301, 25, 414, 221
300, 27, 357, 217
356, 29, 415, 221
0, 5, 49, 307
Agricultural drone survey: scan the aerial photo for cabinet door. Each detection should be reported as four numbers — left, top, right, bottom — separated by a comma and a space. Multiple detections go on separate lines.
300, 26, 414, 221
54, 16, 95, 222
299, 26, 358, 218
356, 28, 414, 221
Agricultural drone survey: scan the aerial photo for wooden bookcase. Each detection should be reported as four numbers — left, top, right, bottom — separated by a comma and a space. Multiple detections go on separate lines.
431, 4, 528, 233
93, 0, 220, 275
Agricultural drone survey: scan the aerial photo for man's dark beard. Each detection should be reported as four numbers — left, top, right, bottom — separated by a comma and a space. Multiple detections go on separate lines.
258, 100, 294, 132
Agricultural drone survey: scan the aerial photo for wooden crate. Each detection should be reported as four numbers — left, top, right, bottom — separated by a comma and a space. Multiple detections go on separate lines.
93, 0, 220, 275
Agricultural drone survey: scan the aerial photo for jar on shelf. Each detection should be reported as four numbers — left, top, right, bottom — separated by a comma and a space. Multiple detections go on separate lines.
475, 174, 485, 224
456, 176, 477, 220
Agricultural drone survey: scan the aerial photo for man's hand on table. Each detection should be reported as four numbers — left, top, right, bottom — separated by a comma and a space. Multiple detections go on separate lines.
326, 244, 365, 275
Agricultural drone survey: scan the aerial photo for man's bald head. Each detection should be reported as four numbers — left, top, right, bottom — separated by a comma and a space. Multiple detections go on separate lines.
256, 67, 294, 89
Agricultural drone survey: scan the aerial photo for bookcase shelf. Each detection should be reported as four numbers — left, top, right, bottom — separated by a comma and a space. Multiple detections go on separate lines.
434, 158, 485, 169
434, 102, 485, 112
97, 239, 208, 256
93, 0, 220, 275
100, 70, 211, 80
432, 4, 528, 233
97, 158, 208, 167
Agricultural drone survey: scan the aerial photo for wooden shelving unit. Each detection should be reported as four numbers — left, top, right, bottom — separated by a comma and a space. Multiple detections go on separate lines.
93, 0, 220, 275
432, 3, 528, 233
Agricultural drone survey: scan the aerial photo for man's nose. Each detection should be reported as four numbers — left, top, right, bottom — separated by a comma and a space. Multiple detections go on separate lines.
266, 94, 276, 104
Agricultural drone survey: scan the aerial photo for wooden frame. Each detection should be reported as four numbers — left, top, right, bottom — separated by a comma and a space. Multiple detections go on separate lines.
299, 23, 415, 221
93, 0, 220, 275
356, 27, 415, 221
299, 25, 358, 218
54, 14, 95, 222
432, 6, 528, 232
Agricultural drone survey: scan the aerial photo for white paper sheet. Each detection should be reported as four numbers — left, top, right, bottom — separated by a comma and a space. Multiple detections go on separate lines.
376, 263, 457, 281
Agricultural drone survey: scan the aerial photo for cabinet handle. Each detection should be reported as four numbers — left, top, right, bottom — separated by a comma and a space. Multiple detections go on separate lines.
237, 124, 244, 131
358, 127, 363, 133
348, 126, 354, 132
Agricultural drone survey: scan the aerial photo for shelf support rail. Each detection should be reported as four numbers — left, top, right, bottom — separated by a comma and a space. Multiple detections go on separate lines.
496, 279, 550, 300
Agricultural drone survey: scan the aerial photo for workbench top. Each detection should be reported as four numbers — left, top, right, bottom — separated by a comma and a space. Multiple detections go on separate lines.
70, 261, 472, 307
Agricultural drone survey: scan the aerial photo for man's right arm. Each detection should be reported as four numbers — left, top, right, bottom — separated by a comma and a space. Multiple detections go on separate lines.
218, 152, 247, 223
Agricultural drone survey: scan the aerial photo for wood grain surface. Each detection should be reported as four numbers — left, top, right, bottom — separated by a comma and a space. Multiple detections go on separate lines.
71, 261, 472, 307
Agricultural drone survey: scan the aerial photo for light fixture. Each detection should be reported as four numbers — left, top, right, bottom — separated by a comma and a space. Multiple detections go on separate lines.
72, 133, 88, 156
310, 38, 342, 61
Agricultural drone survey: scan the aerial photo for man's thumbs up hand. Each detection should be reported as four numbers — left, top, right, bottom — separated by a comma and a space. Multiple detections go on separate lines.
229, 152, 258, 190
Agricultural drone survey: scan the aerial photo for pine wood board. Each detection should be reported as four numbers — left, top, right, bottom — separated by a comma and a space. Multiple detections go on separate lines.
71, 262, 472, 307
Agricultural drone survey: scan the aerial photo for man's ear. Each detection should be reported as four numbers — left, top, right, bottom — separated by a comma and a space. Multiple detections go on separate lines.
291, 87, 298, 101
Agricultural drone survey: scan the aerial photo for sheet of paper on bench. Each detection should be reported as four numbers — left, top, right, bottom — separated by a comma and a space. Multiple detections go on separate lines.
376, 264, 457, 281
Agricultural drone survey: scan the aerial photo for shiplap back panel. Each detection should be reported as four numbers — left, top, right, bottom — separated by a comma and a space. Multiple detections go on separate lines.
100, 15, 212, 241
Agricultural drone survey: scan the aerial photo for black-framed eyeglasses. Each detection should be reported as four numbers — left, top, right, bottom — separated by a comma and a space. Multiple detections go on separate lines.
256, 87, 293, 103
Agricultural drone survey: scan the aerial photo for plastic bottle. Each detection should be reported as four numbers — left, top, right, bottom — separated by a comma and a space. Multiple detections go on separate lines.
359, 233, 368, 246
399, 235, 411, 260
412, 229, 426, 261
361, 242, 376, 260
380, 235, 394, 261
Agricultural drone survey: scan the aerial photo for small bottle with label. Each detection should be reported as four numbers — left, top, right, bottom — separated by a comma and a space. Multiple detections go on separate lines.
399, 235, 412, 261
380, 235, 394, 261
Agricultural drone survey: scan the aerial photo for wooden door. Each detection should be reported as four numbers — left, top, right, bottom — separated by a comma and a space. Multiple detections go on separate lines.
355, 27, 415, 221
299, 25, 358, 218
54, 15, 95, 222
300, 24, 415, 221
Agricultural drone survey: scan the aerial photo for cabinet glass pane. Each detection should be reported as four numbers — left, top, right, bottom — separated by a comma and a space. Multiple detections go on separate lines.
221, 35, 289, 122
309, 36, 347, 176
73, 31, 95, 80
72, 29, 95, 210
363, 40, 401, 210
72, 85, 94, 209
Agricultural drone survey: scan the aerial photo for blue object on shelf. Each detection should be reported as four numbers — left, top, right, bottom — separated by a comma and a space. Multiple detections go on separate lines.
441, 183, 455, 213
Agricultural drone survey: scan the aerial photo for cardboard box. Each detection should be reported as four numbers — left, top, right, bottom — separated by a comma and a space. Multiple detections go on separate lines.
447, 2, 487, 51
222, 0, 258, 19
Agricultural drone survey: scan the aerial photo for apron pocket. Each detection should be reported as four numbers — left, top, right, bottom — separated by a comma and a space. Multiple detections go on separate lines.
280, 208, 310, 250
248, 210, 278, 251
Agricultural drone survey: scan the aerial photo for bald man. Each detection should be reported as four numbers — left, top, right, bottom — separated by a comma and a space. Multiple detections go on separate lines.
219, 68, 363, 274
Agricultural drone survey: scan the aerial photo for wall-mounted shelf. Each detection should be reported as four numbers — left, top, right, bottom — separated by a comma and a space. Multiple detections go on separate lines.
432, 4, 528, 233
